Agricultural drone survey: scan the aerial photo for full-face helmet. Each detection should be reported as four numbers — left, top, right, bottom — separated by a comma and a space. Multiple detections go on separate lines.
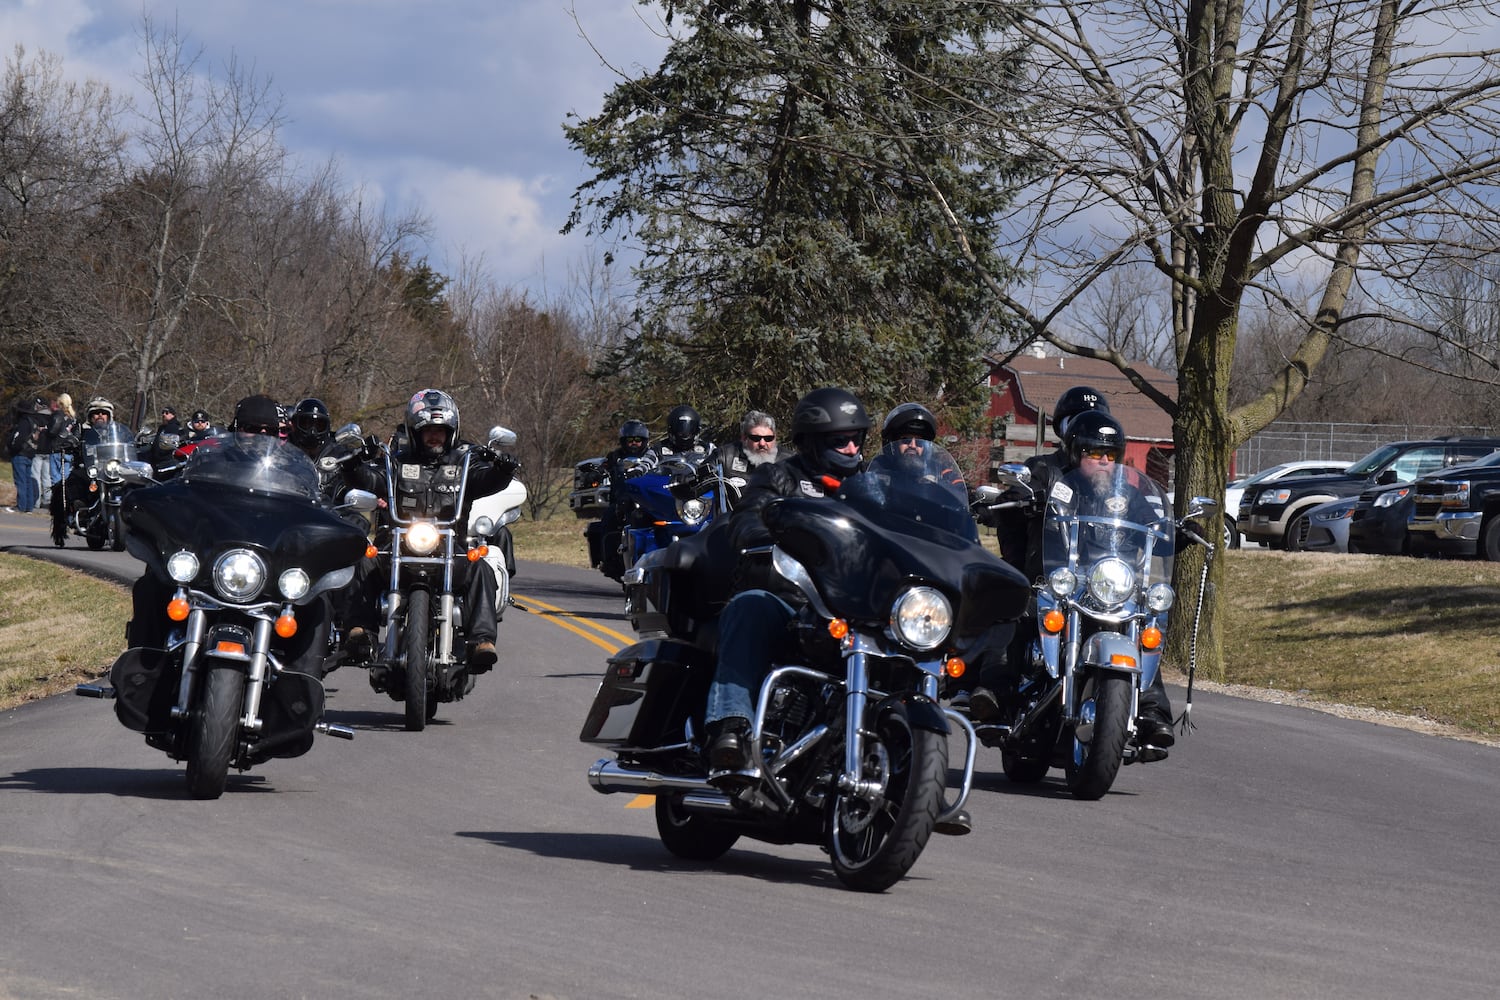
406, 389, 460, 458
289, 397, 332, 452
664, 404, 701, 450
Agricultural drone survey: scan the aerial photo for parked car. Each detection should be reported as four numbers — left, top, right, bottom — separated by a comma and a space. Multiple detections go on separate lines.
1407, 450, 1500, 559
1224, 460, 1350, 548
1239, 438, 1500, 550
1346, 479, 1425, 555
1295, 495, 1357, 553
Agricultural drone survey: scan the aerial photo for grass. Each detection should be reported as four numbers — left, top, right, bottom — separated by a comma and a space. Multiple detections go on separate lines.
0, 554, 132, 709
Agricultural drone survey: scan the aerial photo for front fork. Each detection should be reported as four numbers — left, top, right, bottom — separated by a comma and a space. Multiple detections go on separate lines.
169, 608, 274, 732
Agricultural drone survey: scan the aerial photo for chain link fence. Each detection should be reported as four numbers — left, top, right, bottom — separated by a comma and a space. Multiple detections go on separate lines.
1233, 421, 1498, 474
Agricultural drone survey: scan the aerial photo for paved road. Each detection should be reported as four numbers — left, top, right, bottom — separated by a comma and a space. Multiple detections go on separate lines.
2, 509, 1499, 999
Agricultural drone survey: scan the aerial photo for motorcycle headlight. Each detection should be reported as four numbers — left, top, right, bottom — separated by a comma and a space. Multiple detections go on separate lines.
1146, 582, 1175, 612
278, 568, 311, 601
889, 586, 952, 651
213, 549, 267, 602
678, 497, 709, 526
104, 459, 122, 479
1086, 558, 1135, 608
1047, 567, 1077, 598
405, 522, 441, 555
167, 550, 200, 584
472, 515, 496, 538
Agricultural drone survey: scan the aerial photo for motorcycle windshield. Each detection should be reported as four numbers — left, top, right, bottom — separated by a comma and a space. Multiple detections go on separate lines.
83, 421, 138, 466
178, 432, 323, 502
764, 443, 1029, 632
1042, 464, 1174, 597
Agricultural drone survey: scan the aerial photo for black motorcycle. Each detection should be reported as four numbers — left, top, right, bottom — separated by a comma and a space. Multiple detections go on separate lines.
76, 434, 375, 799
52, 420, 142, 551
581, 443, 1031, 891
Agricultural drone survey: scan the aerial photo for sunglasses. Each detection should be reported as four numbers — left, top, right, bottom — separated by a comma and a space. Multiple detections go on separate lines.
624, 437, 645, 445
747, 433, 775, 442
241, 424, 278, 436
1082, 448, 1118, 463
825, 432, 864, 449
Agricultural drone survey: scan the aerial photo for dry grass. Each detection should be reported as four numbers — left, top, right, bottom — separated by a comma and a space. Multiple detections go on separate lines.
0, 554, 131, 710
513, 512, 592, 569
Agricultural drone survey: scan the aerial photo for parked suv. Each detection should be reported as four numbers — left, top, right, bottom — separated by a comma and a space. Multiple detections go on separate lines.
1239, 438, 1500, 550
1406, 450, 1500, 559
1224, 460, 1348, 547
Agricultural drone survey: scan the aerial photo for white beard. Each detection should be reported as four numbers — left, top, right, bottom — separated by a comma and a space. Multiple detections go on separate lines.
745, 446, 778, 467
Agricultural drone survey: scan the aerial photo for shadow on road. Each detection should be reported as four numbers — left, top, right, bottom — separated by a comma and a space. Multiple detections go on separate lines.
458, 829, 857, 888
0, 766, 270, 798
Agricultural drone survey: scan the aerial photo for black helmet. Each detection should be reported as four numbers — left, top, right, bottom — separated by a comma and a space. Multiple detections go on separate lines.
231, 394, 282, 435
664, 404, 701, 448
1065, 409, 1126, 467
1052, 385, 1111, 439
405, 388, 460, 457
792, 387, 871, 477
618, 419, 650, 457
881, 402, 937, 444
289, 397, 332, 451
190, 409, 211, 424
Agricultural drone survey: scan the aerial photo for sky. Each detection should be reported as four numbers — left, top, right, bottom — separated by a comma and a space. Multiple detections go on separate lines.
0, 0, 672, 296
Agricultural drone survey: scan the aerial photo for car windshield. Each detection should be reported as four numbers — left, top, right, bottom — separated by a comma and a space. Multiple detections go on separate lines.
1344, 445, 1403, 477
178, 432, 322, 502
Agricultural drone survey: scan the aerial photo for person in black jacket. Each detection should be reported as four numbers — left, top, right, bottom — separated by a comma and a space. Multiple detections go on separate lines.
702, 387, 871, 773
340, 388, 517, 673
6, 396, 50, 513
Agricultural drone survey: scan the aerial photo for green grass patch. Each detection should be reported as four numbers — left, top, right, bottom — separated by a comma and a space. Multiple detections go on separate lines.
513, 512, 593, 570
0, 554, 132, 710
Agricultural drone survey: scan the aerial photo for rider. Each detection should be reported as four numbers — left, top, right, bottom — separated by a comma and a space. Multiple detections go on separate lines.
587, 419, 658, 579
708, 410, 779, 500
340, 389, 517, 674
880, 402, 966, 489
703, 387, 871, 774
51, 397, 117, 539
287, 397, 333, 460
655, 404, 708, 462
183, 409, 219, 444
147, 406, 184, 473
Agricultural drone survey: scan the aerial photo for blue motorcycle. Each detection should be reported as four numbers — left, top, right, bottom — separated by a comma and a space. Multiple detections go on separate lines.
617, 456, 720, 576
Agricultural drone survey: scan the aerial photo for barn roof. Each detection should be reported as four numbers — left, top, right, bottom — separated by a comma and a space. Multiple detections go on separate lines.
996, 351, 1176, 444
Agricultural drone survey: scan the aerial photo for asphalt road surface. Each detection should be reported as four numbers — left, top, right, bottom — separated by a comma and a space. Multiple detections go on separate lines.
2, 509, 1499, 999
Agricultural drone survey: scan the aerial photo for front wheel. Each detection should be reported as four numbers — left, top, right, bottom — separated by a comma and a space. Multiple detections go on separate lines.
1224, 515, 1241, 549
655, 793, 740, 861
1064, 672, 1132, 800
403, 589, 431, 731
185, 666, 245, 799
109, 510, 126, 551
1481, 517, 1500, 562
827, 700, 948, 892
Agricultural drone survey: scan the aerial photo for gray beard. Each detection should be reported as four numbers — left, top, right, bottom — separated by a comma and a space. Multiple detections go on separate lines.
745, 446, 777, 467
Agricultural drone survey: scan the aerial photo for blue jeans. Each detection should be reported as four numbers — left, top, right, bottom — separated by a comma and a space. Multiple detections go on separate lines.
50, 453, 71, 491
11, 455, 37, 511
705, 589, 797, 725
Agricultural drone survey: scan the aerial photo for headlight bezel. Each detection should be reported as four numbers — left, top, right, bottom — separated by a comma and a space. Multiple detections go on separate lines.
404, 521, 442, 555
213, 549, 268, 602
888, 586, 953, 651
167, 550, 200, 584
1086, 557, 1136, 608
678, 497, 709, 526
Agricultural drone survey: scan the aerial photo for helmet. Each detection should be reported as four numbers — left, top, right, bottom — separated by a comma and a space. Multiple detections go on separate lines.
405, 388, 460, 457
190, 409, 211, 424
664, 404, 701, 449
880, 402, 937, 444
791, 387, 871, 477
1065, 409, 1126, 467
231, 394, 282, 435
84, 397, 115, 421
1052, 385, 1110, 439
618, 419, 650, 457
289, 397, 332, 451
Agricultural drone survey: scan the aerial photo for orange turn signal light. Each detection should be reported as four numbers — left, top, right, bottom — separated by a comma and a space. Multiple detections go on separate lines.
365, 544, 378, 559
166, 597, 190, 622
1042, 609, 1066, 634
945, 656, 966, 679
1141, 626, 1163, 650
215, 640, 246, 655
828, 618, 850, 640
275, 613, 298, 638
466, 546, 488, 561
1110, 653, 1137, 667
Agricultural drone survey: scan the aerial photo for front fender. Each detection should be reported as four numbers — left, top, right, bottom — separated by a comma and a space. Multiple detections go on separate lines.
875, 692, 949, 735
1080, 631, 1142, 674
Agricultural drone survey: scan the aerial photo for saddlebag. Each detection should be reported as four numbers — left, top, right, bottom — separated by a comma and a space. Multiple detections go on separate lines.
579, 638, 709, 747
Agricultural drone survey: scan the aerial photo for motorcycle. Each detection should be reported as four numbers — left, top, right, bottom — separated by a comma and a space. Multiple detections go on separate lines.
75, 434, 375, 799
576, 453, 720, 582
363, 441, 500, 731
971, 462, 1215, 799
467, 427, 526, 614
581, 442, 1031, 891
52, 420, 143, 551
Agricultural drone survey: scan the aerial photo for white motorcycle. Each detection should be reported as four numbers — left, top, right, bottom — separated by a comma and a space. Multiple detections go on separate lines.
468, 426, 525, 613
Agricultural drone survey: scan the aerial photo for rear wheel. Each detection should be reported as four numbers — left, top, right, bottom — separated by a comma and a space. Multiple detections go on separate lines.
185, 666, 245, 800
655, 793, 740, 861
1000, 749, 1050, 784
827, 701, 947, 892
1064, 672, 1132, 800
403, 589, 430, 732
1481, 517, 1500, 562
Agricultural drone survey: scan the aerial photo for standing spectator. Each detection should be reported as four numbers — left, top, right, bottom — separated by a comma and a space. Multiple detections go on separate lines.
45, 394, 79, 506
5, 396, 49, 513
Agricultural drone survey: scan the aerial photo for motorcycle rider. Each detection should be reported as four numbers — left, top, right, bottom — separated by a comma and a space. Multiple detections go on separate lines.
340, 388, 518, 674
706, 410, 779, 500
586, 419, 658, 579
880, 402, 966, 490
655, 404, 708, 462
183, 409, 218, 443
287, 397, 333, 460
971, 407, 1177, 754
147, 406, 184, 473
703, 386, 872, 774
50, 397, 117, 539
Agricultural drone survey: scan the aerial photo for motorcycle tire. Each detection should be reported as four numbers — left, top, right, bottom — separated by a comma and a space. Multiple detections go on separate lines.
655, 792, 740, 861
1064, 672, 1132, 800
85, 526, 106, 551
827, 700, 947, 893
403, 589, 430, 732
110, 511, 126, 552
184, 666, 245, 800
1001, 749, 1050, 784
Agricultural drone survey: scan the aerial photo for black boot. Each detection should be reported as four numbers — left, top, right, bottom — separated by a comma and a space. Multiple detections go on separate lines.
705, 716, 751, 771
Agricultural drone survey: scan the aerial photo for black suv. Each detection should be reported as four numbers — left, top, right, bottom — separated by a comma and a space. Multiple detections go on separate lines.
1239, 437, 1500, 550
1406, 450, 1500, 559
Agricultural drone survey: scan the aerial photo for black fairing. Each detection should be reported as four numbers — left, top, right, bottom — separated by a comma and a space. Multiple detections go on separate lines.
124, 480, 368, 584
761, 496, 1029, 636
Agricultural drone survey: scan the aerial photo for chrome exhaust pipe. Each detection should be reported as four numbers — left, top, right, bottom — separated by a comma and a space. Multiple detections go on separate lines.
587, 758, 716, 795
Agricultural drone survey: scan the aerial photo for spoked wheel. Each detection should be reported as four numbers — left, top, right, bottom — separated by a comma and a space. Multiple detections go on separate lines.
403, 589, 431, 732
185, 666, 245, 800
827, 700, 948, 893
1064, 672, 1132, 800
655, 792, 740, 861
